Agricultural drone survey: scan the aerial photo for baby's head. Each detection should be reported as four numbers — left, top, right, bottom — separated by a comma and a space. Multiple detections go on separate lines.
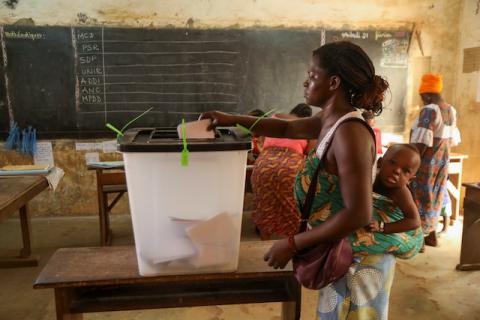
377, 144, 421, 188
290, 103, 312, 118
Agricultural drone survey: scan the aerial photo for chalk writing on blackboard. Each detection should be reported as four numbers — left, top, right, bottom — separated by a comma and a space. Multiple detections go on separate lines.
72, 27, 242, 126
72, 28, 106, 122
4, 30, 46, 40
340, 31, 369, 40
378, 31, 409, 68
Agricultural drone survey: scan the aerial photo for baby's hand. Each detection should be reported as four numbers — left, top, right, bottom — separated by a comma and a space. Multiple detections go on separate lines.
365, 220, 380, 232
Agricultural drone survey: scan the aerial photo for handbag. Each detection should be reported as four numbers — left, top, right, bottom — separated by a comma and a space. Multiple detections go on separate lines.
292, 162, 353, 290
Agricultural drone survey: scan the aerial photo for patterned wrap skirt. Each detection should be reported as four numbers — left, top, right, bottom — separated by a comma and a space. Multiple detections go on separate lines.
251, 146, 305, 238
317, 255, 396, 320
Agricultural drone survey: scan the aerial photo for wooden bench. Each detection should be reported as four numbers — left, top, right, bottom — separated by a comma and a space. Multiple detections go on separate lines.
87, 163, 127, 246
0, 176, 48, 267
34, 241, 301, 320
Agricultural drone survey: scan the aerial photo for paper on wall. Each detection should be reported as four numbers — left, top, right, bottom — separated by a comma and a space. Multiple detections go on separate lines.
75, 142, 96, 151
85, 152, 100, 164
102, 140, 117, 153
75, 142, 105, 152
94, 142, 103, 151
34, 141, 54, 166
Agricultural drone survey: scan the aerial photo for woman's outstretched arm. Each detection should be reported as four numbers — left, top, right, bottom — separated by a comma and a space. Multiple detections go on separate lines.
200, 111, 322, 140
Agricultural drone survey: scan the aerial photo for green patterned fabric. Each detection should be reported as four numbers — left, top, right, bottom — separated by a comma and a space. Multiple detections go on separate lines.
295, 153, 423, 259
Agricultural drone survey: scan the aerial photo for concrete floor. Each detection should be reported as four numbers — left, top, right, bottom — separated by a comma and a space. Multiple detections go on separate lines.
0, 213, 479, 320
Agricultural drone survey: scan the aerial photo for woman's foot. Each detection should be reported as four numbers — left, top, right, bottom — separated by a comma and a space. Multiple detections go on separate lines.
424, 231, 438, 247
441, 216, 449, 232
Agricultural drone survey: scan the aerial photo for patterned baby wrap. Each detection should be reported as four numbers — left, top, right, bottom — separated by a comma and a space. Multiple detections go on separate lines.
295, 153, 423, 259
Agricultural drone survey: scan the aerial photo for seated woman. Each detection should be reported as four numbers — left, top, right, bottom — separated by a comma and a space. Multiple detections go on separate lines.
251, 103, 316, 240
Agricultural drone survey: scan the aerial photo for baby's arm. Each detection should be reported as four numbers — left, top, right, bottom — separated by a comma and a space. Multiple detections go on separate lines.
367, 186, 421, 234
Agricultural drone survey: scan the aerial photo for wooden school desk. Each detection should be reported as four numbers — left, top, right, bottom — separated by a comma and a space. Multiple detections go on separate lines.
0, 175, 48, 267
87, 162, 127, 246
34, 241, 301, 320
447, 153, 468, 225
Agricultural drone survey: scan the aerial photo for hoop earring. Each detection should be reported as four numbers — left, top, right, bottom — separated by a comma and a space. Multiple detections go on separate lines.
349, 92, 356, 106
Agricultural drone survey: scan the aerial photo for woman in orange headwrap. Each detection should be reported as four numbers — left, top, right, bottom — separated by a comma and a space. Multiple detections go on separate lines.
410, 73, 458, 248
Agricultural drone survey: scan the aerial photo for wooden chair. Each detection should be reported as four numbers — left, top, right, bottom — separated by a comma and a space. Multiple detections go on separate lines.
96, 169, 126, 246
89, 165, 127, 246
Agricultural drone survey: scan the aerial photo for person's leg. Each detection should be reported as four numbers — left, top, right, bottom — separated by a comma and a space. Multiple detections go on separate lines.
440, 186, 452, 233
440, 215, 449, 233
422, 212, 440, 247
424, 231, 438, 246
443, 216, 450, 232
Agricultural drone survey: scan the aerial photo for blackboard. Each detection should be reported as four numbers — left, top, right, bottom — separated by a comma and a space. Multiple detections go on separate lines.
0, 25, 410, 138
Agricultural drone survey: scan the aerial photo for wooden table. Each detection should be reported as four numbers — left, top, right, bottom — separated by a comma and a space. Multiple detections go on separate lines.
34, 241, 301, 320
456, 183, 480, 271
87, 163, 127, 246
447, 153, 468, 225
0, 175, 48, 267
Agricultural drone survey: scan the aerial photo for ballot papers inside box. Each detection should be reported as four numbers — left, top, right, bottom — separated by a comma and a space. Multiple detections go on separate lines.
141, 212, 238, 273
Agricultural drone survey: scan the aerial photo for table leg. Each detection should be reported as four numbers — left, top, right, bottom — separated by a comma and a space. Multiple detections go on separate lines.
19, 204, 32, 258
453, 167, 463, 225
97, 171, 108, 246
0, 204, 38, 268
282, 301, 300, 320
282, 280, 301, 320
55, 289, 83, 320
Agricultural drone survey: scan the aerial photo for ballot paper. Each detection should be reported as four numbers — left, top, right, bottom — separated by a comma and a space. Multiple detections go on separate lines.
185, 212, 237, 268
176, 119, 215, 139
141, 214, 197, 265
145, 236, 196, 265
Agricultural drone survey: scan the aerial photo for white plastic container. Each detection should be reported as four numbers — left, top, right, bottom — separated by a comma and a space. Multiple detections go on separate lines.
119, 128, 250, 276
